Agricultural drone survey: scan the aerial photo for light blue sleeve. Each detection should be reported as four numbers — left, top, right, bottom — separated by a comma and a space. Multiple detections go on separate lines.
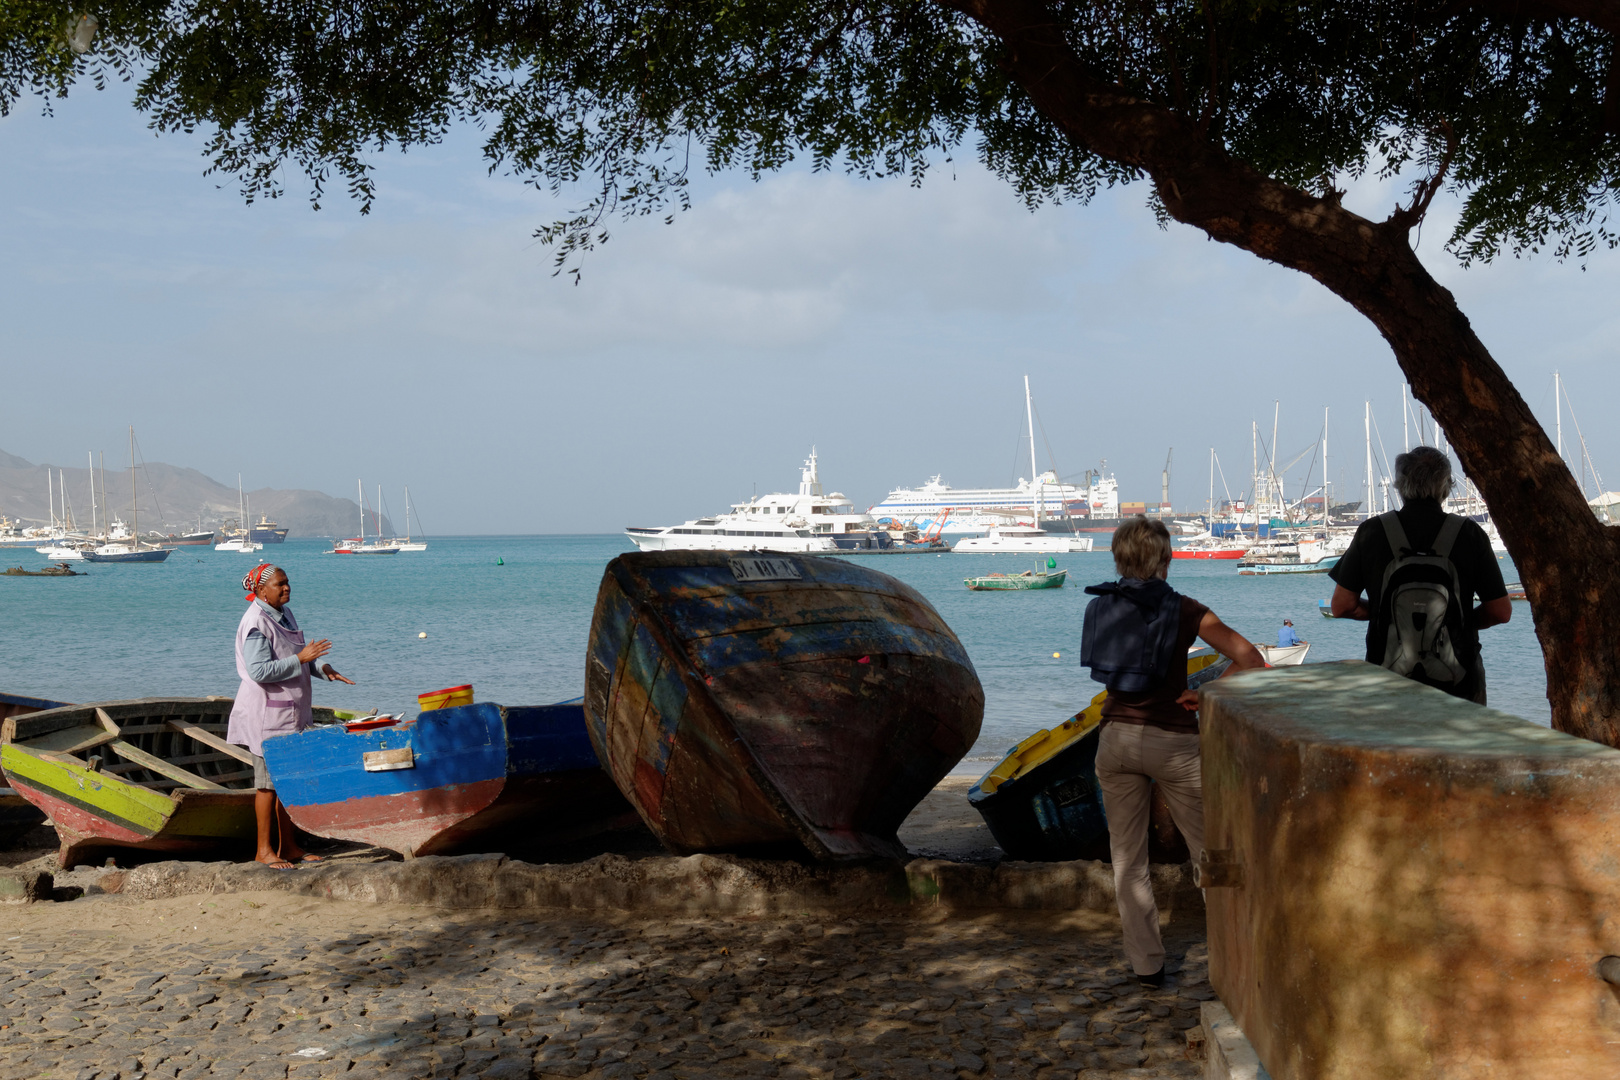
243, 628, 304, 684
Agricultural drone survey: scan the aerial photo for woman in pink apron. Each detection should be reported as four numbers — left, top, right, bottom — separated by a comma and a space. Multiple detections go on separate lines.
228, 563, 355, 869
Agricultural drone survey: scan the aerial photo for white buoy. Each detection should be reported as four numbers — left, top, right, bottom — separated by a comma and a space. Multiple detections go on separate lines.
418, 632, 427, 639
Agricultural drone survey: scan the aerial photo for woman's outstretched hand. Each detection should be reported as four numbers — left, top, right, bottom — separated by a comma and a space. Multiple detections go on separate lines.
296, 638, 333, 664
321, 664, 356, 685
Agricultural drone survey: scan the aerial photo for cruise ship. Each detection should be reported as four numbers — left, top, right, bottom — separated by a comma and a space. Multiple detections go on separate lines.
868, 466, 1125, 535
625, 450, 870, 554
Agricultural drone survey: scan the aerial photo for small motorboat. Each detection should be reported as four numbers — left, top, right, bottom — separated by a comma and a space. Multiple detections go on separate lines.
1, 699, 256, 866
965, 568, 1068, 590
263, 699, 641, 858
1256, 642, 1311, 666
585, 550, 984, 861
968, 653, 1229, 862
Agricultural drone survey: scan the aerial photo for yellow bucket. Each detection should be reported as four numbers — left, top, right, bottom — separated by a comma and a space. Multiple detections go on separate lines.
417, 684, 473, 712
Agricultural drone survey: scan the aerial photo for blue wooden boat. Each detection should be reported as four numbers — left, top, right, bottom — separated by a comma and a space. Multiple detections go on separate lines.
968, 653, 1229, 862
263, 699, 639, 858
585, 550, 984, 861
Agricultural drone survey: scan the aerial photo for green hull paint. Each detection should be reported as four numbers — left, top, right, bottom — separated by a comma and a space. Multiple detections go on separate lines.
965, 569, 1067, 591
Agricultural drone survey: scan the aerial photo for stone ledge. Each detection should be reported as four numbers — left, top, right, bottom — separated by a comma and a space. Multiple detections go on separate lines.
1201, 1000, 1272, 1080
107, 852, 1201, 915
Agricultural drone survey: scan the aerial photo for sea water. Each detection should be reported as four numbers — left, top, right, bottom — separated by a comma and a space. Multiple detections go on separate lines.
0, 537, 1546, 771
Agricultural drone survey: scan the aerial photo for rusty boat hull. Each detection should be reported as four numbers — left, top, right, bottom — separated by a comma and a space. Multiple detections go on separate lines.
585, 550, 984, 861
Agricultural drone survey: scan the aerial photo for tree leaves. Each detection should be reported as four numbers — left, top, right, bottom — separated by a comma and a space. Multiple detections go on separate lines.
3, 0, 1616, 268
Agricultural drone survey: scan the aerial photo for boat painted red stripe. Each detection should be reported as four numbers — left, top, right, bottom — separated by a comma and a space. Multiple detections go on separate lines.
281, 779, 503, 854
4, 780, 154, 844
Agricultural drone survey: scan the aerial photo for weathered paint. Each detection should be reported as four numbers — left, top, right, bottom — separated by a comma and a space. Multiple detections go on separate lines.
585, 551, 985, 861
0, 698, 256, 865
1201, 661, 1620, 1079
265, 700, 633, 857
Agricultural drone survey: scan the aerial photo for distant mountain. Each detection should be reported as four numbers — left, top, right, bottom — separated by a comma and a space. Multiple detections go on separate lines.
0, 452, 392, 539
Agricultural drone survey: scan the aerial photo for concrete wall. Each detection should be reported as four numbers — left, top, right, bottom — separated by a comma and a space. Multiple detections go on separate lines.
1201, 661, 1620, 1079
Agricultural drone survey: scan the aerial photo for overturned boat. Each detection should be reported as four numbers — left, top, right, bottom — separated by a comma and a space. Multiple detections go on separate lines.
264, 699, 640, 858
1, 699, 256, 866
585, 550, 984, 861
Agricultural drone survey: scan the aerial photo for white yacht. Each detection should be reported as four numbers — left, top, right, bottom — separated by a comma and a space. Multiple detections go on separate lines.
625, 450, 854, 554
953, 524, 1096, 554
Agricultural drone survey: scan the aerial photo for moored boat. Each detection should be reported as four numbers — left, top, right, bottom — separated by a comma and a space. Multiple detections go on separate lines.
1237, 555, 1340, 576
0, 699, 256, 866
965, 568, 1068, 590
953, 524, 1094, 553
967, 653, 1228, 862
585, 550, 984, 861
1255, 642, 1311, 666
5, 563, 84, 576
264, 699, 639, 858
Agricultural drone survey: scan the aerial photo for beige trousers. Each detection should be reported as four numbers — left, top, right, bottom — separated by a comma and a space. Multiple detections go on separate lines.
1095, 722, 1205, 975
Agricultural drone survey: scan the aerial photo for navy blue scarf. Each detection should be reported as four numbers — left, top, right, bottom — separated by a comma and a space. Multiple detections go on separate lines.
1080, 577, 1183, 693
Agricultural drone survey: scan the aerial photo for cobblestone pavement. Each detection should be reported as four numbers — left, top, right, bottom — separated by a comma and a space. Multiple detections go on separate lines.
0, 891, 1210, 1080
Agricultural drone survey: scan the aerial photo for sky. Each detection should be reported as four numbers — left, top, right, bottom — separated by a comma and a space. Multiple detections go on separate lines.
2, 85, 1616, 533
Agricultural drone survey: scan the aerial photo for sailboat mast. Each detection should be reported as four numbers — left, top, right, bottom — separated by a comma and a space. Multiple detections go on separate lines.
1322, 406, 1330, 526
404, 486, 412, 542
47, 469, 55, 532
376, 484, 383, 541
1024, 375, 1041, 524
129, 426, 137, 542
1207, 448, 1214, 522
358, 479, 365, 543
1556, 370, 1564, 463
88, 452, 97, 534
1364, 403, 1374, 520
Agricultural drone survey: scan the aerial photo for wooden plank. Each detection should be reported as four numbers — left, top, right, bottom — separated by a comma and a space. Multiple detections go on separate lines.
104, 750, 235, 774
106, 740, 226, 791
149, 768, 254, 789
23, 724, 118, 755
164, 720, 255, 765
122, 722, 228, 736
362, 747, 415, 772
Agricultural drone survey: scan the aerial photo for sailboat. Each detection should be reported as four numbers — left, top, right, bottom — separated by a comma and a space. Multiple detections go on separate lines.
83, 428, 172, 563
331, 481, 400, 554
388, 487, 427, 552
215, 476, 263, 553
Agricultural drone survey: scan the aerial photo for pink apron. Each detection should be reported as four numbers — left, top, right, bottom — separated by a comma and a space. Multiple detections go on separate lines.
226, 601, 312, 756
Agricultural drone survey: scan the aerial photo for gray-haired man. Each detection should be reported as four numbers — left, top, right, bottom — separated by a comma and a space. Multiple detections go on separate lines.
1329, 446, 1510, 703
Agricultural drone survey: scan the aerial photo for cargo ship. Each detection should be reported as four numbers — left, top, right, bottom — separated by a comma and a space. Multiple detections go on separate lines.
247, 515, 288, 543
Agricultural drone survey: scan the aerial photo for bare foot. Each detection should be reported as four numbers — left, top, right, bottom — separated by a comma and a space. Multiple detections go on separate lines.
256, 854, 296, 871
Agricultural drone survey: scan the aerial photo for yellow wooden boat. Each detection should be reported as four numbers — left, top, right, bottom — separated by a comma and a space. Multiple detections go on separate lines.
1, 699, 257, 866
968, 652, 1228, 860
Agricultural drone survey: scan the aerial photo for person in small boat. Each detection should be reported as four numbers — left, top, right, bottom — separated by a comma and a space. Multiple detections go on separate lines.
1328, 446, 1509, 704
1081, 517, 1265, 987
227, 563, 354, 870
1277, 619, 1302, 647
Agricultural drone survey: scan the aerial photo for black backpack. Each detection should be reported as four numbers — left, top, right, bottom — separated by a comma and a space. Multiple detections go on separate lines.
1374, 512, 1476, 695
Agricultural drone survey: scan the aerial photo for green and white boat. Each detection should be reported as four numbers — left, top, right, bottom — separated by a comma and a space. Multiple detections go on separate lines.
964, 568, 1067, 591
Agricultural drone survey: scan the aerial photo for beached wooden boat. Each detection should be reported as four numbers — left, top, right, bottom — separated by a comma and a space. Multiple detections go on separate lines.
0, 694, 70, 844
585, 550, 984, 861
264, 699, 639, 858
968, 653, 1229, 862
0, 699, 256, 866
965, 569, 1067, 591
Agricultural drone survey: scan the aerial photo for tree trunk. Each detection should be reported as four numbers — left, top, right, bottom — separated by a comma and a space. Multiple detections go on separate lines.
943, 0, 1620, 744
